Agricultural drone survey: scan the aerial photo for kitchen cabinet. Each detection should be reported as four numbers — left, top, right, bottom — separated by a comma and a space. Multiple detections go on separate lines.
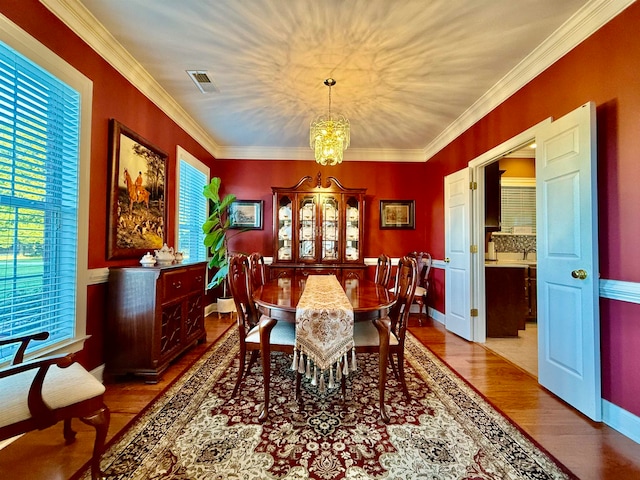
485, 265, 528, 337
527, 265, 537, 321
271, 173, 366, 280
106, 261, 207, 382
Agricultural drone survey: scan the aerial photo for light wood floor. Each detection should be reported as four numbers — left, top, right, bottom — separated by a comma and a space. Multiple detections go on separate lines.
1, 315, 639, 479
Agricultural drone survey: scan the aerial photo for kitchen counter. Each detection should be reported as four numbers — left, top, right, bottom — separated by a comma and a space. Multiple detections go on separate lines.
485, 259, 536, 267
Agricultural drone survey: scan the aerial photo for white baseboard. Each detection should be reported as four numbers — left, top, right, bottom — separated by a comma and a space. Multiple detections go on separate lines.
428, 307, 445, 324
603, 399, 640, 445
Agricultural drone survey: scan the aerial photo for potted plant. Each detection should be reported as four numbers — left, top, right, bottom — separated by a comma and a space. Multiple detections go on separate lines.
202, 177, 237, 315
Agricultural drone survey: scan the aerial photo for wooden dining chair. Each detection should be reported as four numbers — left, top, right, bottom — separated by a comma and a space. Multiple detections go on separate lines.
353, 255, 418, 422
374, 253, 392, 287
248, 252, 267, 290
227, 254, 296, 420
408, 251, 432, 325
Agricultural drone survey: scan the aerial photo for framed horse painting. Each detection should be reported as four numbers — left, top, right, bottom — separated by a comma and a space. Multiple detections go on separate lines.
107, 119, 168, 260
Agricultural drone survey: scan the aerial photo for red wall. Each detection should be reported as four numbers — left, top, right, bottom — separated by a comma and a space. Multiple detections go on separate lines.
211, 160, 427, 259
423, 3, 640, 416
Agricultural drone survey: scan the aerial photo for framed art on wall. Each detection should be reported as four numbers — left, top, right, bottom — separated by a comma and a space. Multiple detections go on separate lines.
380, 200, 415, 229
107, 119, 168, 259
229, 200, 264, 229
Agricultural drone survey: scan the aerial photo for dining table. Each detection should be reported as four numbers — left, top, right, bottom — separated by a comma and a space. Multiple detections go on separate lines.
253, 275, 396, 422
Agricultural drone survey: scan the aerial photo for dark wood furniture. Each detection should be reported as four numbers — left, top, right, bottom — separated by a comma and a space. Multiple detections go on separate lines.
0, 332, 110, 480
485, 265, 529, 337
106, 261, 207, 382
527, 265, 537, 321
270, 173, 366, 280
253, 275, 395, 421
374, 253, 392, 287
353, 256, 418, 422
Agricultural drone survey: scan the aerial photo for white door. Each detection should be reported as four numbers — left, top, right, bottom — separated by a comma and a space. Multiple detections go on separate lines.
536, 102, 600, 421
444, 167, 473, 340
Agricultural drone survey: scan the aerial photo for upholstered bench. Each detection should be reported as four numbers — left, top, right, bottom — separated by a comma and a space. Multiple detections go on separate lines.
0, 332, 110, 480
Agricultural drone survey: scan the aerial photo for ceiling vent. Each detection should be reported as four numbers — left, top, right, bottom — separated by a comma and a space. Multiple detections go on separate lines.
186, 70, 218, 93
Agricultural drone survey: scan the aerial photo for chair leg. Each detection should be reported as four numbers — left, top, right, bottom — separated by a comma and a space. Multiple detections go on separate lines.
373, 316, 391, 424
295, 371, 303, 403
63, 418, 76, 444
232, 342, 247, 397
397, 350, 411, 401
388, 351, 399, 379
258, 317, 277, 423
79, 405, 110, 480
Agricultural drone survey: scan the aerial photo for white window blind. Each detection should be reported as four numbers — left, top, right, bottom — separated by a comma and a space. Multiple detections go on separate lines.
501, 184, 536, 234
177, 153, 208, 262
0, 41, 80, 363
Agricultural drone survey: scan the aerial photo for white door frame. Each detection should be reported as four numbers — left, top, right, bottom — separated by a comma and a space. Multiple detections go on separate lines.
468, 119, 551, 342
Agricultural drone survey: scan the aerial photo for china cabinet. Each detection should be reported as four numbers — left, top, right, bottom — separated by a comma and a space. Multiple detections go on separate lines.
105, 261, 207, 382
271, 173, 366, 279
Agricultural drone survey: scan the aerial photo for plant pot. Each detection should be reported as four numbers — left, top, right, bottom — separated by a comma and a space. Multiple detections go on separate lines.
217, 297, 236, 318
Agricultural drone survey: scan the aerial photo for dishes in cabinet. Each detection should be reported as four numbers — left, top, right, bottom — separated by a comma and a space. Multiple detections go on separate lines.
279, 224, 292, 239
347, 207, 359, 221
346, 225, 359, 240
324, 205, 337, 220
324, 223, 337, 240
345, 246, 359, 260
300, 205, 314, 220
279, 205, 292, 220
300, 225, 314, 239
278, 246, 291, 260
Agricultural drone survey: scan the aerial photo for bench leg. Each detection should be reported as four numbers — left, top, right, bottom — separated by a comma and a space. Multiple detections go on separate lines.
80, 405, 110, 480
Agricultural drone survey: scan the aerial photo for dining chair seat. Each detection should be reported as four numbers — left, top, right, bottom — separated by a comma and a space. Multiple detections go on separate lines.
246, 316, 296, 345
353, 320, 400, 347
414, 285, 426, 297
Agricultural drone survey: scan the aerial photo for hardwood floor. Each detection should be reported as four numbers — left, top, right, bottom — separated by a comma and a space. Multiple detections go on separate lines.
1, 314, 639, 479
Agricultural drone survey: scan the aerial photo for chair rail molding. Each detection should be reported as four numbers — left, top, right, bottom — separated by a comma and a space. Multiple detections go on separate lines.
599, 279, 640, 305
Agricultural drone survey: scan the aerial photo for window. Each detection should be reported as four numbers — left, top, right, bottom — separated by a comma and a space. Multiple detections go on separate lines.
501, 177, 536, 234
0, 18, 92, 364
176, 146, 209, 262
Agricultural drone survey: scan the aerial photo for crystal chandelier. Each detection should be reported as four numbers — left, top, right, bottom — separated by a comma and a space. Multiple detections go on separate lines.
310, 78, 350, 166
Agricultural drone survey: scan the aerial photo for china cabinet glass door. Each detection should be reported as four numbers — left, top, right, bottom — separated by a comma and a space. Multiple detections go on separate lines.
276, 195, 292, 262
320, 194, 339, 262
298, 194, 316, 261
344, 196, 360, 261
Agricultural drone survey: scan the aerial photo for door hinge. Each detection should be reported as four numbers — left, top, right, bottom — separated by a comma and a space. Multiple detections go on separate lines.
470, 308, 478, 317
470, 245, 478, 253
470, 181, 477, 190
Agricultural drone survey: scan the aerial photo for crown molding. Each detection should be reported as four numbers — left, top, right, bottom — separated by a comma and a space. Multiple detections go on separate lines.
40, 0, 222, 158
422, 0, 635, 161
217, 146, 426, 162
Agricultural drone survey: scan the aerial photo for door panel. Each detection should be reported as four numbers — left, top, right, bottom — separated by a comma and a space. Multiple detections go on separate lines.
444, 168, 472, 340
537, 101, 600, 421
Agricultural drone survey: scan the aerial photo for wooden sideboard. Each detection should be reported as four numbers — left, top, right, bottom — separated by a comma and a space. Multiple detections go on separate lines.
106, 261, 207, 382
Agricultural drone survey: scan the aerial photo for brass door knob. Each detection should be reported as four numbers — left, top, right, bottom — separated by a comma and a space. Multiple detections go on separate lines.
571, 269, 588, 280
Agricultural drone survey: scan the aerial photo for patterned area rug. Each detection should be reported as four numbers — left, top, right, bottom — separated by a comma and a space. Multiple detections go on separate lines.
79, 328, 575, 479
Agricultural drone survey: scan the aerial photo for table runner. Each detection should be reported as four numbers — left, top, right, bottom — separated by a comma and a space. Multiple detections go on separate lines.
293, 275, 355, 393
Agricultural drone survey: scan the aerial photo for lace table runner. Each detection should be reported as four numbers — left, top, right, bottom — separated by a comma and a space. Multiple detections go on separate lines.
293, 275, 355, 392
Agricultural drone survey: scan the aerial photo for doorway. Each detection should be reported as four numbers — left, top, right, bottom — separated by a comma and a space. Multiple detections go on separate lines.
480, 146, 538, 377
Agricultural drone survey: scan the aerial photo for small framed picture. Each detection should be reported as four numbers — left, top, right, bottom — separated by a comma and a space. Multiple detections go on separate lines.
229, 200, 264, 229
380, 200, 415, 229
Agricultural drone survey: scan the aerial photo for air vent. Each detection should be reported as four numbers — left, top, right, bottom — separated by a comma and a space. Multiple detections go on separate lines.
186, 70, 218, 94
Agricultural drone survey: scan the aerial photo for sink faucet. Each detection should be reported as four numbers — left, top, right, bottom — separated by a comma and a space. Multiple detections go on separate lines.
523, 247, 536, 260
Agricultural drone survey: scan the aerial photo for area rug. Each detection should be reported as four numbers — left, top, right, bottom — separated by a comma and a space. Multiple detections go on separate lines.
78, 328, 575, 479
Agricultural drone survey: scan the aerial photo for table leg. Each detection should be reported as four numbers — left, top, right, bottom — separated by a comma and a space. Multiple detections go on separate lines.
258, 316, 276, 423
373, 316, 391, 423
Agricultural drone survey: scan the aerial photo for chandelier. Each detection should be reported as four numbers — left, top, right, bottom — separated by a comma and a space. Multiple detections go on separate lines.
310, 78, 350, 166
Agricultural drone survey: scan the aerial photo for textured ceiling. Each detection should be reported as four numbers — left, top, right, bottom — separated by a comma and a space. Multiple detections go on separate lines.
74, 0, 589, 160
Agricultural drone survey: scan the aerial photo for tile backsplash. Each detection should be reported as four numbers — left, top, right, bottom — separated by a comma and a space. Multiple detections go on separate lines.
490, 233, 536, 254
